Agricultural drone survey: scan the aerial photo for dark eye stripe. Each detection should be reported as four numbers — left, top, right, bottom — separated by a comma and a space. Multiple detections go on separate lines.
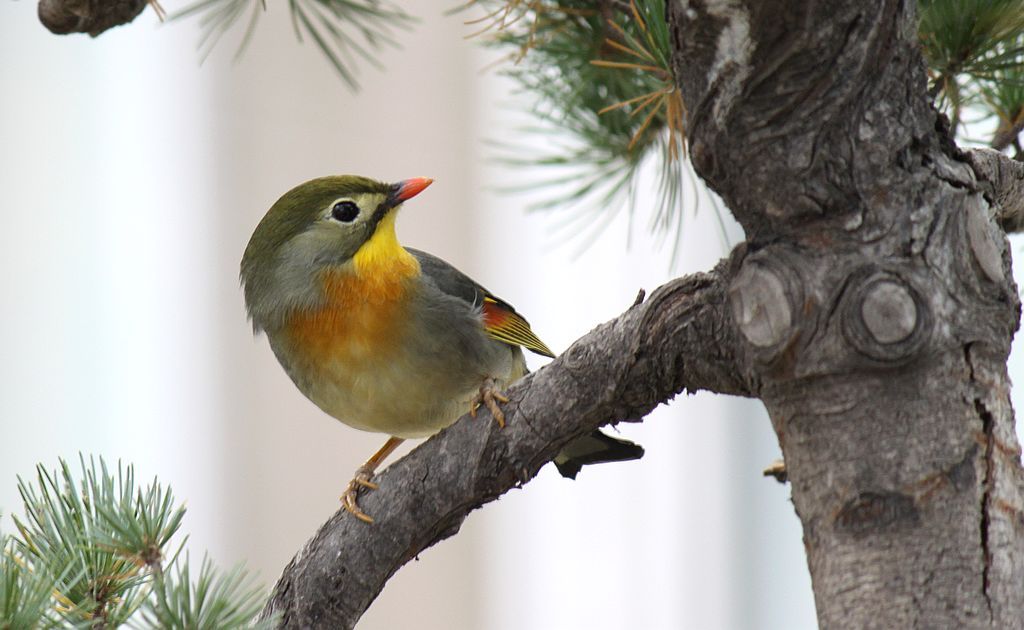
331, 200, 360, 222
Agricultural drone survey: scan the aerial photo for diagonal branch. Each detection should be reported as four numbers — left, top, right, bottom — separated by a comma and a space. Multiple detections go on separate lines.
989, 121, 1024, 155
260, 259, 748, 629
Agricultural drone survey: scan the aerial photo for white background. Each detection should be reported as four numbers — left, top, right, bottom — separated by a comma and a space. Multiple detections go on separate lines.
5, 3, 1003, 628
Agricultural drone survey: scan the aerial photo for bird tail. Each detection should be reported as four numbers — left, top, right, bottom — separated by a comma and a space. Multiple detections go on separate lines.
553, 430, 644, 479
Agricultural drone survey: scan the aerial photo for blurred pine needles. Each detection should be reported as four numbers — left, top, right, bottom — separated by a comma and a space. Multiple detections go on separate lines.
466, 0, 707, 253
919, 0, 1024, 150
173, 0, 414, 89
173, 0, 1024, 238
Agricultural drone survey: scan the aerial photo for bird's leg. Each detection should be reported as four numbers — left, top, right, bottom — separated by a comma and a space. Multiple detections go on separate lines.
342, 436, 405, 524
469, 377, 510, 428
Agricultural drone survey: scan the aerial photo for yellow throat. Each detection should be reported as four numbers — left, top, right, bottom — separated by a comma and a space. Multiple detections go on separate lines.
351, 210, 419, 282
285, 209, 421, 364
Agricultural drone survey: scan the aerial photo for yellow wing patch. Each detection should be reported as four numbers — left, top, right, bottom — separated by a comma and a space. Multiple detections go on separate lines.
481, 296, 555, 358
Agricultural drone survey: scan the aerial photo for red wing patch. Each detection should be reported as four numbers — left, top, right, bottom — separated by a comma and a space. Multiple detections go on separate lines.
481, 297, 555, 358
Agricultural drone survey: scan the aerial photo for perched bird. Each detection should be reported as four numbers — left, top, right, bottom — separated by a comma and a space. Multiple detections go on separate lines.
241, 175, 642, 522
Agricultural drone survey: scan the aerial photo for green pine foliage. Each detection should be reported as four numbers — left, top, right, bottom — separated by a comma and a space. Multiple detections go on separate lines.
1, 532, 60, 629
469, 0, 698, 250
138, 557, 272, 630
0, 457, 271, 629
175, 0, 1024, 237
980, 70, 1024, 153
919, 0, 1024, 143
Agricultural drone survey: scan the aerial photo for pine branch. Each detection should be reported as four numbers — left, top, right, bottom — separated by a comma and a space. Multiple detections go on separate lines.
2, 456, 270, 629
966, 147, 1024, 232
467, 0, 705, 248
977, 65, 1024, 152
13, 458, 154, 626
466, 0, 1024, 241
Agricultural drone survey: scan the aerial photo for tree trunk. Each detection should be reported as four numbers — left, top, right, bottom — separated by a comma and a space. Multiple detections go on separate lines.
262, 1, 1024, 628
668, 0, 1024, 627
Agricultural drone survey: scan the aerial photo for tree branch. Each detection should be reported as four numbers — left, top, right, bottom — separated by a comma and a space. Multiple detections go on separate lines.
260, 262, 748, 629
965, 148, 1024, 234
37, 0, 151, 37
990, 121, 1024, 155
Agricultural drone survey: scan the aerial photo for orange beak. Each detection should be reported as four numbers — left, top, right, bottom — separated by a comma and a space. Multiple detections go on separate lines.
392, 177, 434, 203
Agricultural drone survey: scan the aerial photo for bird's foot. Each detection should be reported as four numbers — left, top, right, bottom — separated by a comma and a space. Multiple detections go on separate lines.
470, 377, 510, 428
341, 464, 378, 523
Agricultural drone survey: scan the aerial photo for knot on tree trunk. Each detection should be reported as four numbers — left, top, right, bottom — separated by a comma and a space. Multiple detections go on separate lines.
728, 253, 800, 353
840, 269, 930, 364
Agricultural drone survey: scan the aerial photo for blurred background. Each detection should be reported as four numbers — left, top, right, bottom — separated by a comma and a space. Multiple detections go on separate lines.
5, 3, 997, 628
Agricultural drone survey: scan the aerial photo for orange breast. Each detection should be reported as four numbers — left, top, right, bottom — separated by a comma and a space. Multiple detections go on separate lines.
286, 257, 419, 364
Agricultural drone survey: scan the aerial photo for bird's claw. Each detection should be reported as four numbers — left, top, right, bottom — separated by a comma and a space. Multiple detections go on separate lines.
763, 459, 788, 484
341, 465, 377, 523
470, 377, 509, 428
354, 477, 379, 490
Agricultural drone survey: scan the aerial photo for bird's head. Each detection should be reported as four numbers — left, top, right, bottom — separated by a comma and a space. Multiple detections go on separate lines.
240, 175, 433, 332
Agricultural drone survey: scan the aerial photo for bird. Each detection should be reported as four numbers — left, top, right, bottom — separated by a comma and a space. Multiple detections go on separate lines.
240, 175, 643, 522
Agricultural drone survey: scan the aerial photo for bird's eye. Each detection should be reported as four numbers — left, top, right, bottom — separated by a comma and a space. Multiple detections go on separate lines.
331, 200, 360, 223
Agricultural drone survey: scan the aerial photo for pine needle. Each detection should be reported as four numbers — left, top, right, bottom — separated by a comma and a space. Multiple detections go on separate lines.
590, 59, 665, 73
628, 94, 664, 151
603, 36, 656, 63
172, 0, 414, 90
598, 90, 662, 115
149, 0, 167, 21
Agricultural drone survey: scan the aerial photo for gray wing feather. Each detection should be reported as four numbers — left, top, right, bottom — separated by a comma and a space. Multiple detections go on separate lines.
407, 248, 488, 309
409, 250, 643, 476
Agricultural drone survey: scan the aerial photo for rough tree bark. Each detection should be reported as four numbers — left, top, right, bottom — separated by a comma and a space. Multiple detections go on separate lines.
255, 1, 1024, 629
669, 0, 1024, 628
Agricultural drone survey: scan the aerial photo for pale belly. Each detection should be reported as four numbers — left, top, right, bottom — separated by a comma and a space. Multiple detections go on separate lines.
305, 353, 513, 438
270, 323, 524, 439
